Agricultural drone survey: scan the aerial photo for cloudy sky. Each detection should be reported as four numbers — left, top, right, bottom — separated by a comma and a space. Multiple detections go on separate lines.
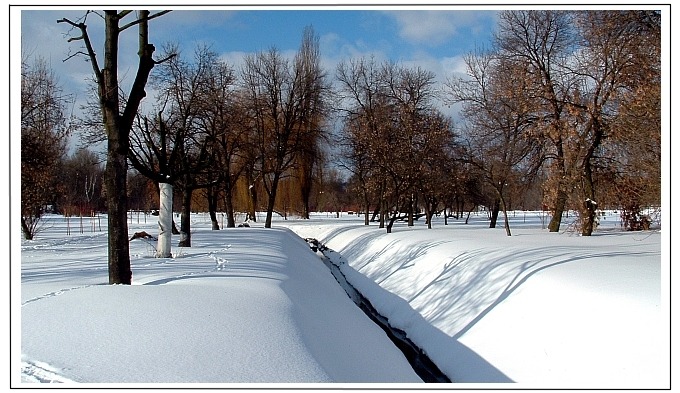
14, 5, 502, 150
15, 3, 665, 152
19, 7, 498, 75
18, 7, 497, 99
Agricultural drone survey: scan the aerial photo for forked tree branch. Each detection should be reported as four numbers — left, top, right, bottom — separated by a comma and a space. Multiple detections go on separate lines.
57, 16, 102, 83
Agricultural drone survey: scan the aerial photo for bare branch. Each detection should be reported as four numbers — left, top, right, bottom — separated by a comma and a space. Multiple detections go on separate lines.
148, 10, 172, 21
62, 50, 89, 62
57, 15, 102, 83
118, 10, 133, 19
119, 10, 172, 32
154, 53, 177, 65
56, 17, 79, 28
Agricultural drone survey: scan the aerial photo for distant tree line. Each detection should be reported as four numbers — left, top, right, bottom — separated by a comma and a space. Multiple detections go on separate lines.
22, 10, 661, 246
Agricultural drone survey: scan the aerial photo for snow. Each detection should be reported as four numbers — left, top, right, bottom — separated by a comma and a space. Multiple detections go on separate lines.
15, 210, 669, 389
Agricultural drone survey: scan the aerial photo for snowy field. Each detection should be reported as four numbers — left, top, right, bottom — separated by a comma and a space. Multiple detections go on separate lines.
15, 209, 669, 389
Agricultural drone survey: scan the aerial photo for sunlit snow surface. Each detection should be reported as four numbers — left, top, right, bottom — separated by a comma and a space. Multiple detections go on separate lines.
17, 211, 668, 388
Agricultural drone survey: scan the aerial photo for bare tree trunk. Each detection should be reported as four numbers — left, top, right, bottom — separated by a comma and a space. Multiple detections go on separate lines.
207, 185, 220, 230
264, 173, 281, 228
104, 135, 132, 284
580, 119, 604, 236
245, 168, 258, 222
299, 157, 314, 220
371, 206, 380, 223
548, 189, 568, 232
379, 203, 386, 229
300, 190, 312, 219
223, 179, 237, 228
580, 161, 598, 236
582, 198, 597, 236
379, 181, 386, 229
209, 210, 219, 230
249, 184, 258, 222
465, 204, 477, 224
21, 218, 34, 240
156, 182, 173, 258
489, 198, 500, 228
424, 197, 436, 229
424, 203, 432, 229
363, 191, 370, 226
100, 12, 131, 285
386, 211, 399, 234
500, 194, 512, 237
178, 187, 193, 247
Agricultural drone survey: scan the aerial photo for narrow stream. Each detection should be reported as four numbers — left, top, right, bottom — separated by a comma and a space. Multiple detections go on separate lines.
305, 238, 451, 383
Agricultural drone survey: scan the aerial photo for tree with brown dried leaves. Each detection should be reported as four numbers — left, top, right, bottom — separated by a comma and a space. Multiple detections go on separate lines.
21, 56, 72, 239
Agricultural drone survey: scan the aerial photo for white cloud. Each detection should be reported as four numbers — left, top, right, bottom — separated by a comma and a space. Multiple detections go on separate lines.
151, 10, 239, 41
218, 50, 250, 72
383, 10, 494, 47
387, 11, 457, 45
441, 55, 468, 77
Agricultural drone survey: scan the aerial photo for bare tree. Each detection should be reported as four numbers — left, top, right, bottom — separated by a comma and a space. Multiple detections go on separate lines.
339, 113, 377, 226
412, 110, 456, 229
240, 26, 328, 228
128, 110, 177, 257
336, 57, 386, 226
21, 56, 71, 239
163, 46, 225, 245
197, 59, 243, 228
295, 26, 329, 219
58, 10, 172, 283
338, 58, 448, 233
446, 51, 542, 236
60, 148, 105, 215
129, 44, 220, 248
381, 62, 439, 230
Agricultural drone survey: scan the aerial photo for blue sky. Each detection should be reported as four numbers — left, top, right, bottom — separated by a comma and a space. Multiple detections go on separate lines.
14, 6, 500, 149
150, 9, 498, 60
18, 7, 498, 96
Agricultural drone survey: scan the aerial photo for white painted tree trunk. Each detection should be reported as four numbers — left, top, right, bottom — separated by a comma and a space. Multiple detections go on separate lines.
156, 182, 173, 258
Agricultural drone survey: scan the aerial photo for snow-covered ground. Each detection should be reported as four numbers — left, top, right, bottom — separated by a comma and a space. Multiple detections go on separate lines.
15, 210, 669, 389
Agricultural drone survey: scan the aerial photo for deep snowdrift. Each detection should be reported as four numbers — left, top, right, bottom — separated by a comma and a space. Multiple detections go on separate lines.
280, 211, 668, 388
16, 210, 669, 388
18, 224, 422, 385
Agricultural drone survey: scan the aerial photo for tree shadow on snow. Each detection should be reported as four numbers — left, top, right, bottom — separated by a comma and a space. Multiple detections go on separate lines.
316, 228, 659, 383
